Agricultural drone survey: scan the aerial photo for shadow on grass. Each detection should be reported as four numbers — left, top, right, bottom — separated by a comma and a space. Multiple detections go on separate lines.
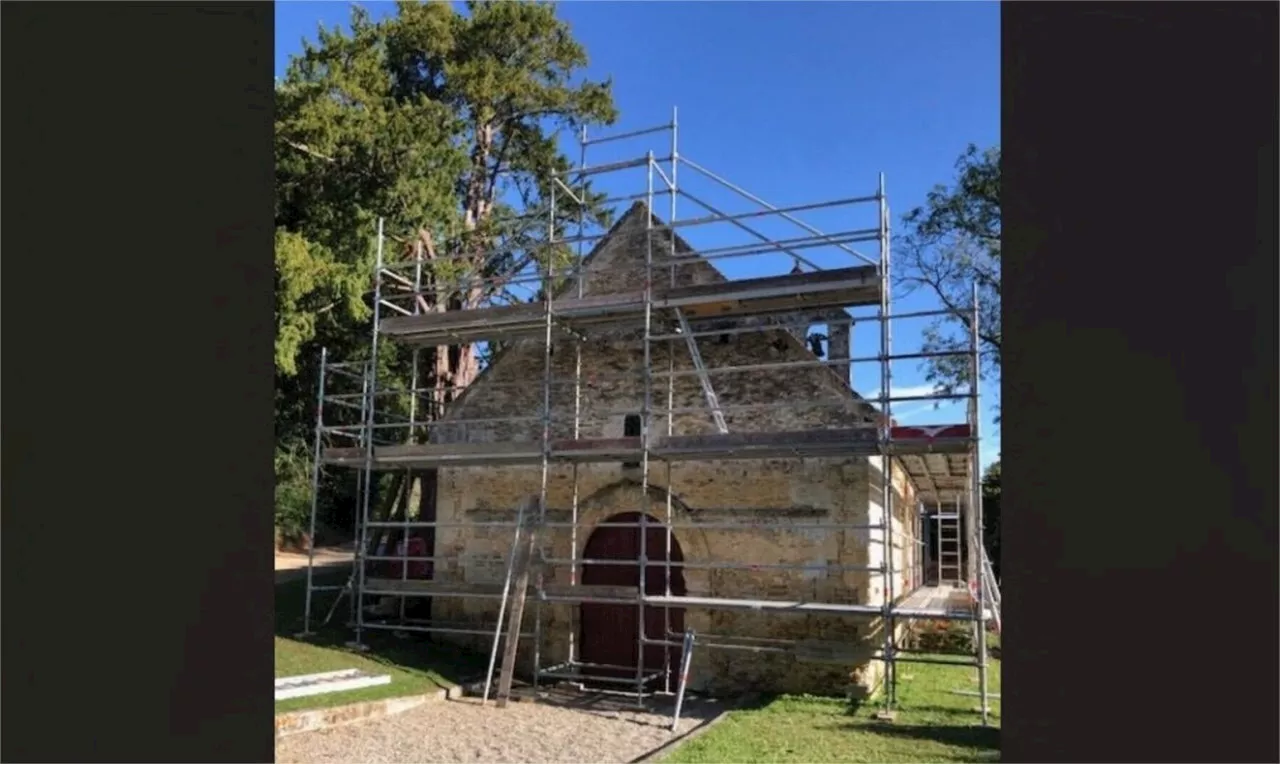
839, 694, 999, 756
735, 693, 781, 712
847, 720, 1001, 752
275, 571, 487, 686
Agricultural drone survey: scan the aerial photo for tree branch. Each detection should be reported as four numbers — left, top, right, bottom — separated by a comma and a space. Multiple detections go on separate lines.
483, 129, 514, 202
282, 138, 336, 164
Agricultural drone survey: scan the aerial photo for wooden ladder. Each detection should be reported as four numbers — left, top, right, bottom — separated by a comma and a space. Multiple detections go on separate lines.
482, 495, 544, 708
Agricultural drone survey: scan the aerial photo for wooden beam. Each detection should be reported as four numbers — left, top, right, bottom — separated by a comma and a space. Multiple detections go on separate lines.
495, 498, 543, 709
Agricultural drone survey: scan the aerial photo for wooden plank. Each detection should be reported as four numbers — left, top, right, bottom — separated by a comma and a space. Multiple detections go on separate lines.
495, 501, 543, 709
555, 291, 646, 313
550, 436, 641, 453
380, 301, 543, 334
659, 427, 878, 452
678, 301, 739, 318
540, 584, 638, 600
658, 265, 878, 302
375, 266, 881, 345
321, 447, 364, 464
363, 579, 639, 602
349, 441, 543, 469
363, 579, 501, 596
379, 442, 540, 459
328, 427, 963, 471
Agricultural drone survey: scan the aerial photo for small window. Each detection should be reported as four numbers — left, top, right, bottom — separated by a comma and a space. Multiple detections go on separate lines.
623, 414, 642, 468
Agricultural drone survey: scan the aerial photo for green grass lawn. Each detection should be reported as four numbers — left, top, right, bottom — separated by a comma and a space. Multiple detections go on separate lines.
278, 572, 1001, 763
663, 657, 1001, 764
275, 571, 487, 714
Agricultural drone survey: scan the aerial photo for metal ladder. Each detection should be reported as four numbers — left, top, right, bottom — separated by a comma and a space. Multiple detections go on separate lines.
297, 355, 370, 638
936, 513, 963, 585
673, 308, 729, 435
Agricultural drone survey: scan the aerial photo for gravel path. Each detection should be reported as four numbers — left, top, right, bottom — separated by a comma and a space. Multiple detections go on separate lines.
275, 547, 354, 572
276, 688, 726, 764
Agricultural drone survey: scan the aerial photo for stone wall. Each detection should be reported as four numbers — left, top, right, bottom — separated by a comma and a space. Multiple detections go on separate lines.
866, 456, 922, 602
435, 458, 885, 696
427, 204, 921, 698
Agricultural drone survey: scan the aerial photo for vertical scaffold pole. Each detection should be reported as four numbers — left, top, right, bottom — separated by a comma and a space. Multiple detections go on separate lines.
636, 150, 657, 708
567, 124, 587, 672
532, 183, 558, 691
663, 106, 678, 694
970, 282, 990, 725
353, 217, 385, 650
300, 346, 329, 637
350, 363, 370, 628
398, 242, 425, 627
877, 172, 897, 717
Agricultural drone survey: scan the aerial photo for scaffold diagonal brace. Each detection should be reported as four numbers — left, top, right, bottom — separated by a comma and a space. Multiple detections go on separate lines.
674, 308, 729, 434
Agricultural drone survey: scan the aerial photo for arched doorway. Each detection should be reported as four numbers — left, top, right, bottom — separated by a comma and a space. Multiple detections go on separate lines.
579, 512, 687, 687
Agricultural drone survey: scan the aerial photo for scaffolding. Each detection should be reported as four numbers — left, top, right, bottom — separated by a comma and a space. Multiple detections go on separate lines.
296, 112, 999, 723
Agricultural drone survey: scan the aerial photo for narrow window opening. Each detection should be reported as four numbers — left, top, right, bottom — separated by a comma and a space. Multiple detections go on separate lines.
623, 414, 642, 468
807, 332, 828, 358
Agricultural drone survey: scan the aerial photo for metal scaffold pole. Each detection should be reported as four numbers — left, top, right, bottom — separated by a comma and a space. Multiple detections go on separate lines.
663, 105, 678, 695
352, 217, 386, 651
565, 124, 588, 673
876, 172, 898, 718
635, 149, 657, 708
970, 282, 990, 725
397, 242, 426, 628
531, 183, 559, 692
349, 362, 371, 628
300, 346, 329, 638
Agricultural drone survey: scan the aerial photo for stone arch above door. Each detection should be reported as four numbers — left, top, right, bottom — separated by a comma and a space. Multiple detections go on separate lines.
574, 479, 712, 597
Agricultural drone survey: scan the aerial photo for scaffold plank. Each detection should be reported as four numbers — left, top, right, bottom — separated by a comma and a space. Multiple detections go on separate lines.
361, 579, 989, 621
642, 594, 882, 614
321, 425, 973, 470
362, 579, 643, 602
378, 265, 881, 345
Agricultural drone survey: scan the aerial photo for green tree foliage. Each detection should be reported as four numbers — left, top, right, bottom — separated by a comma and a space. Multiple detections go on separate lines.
896, 145, 1000, 414
274, 439, 315, 548
981, 460, 1001, 579
275, 229, 368, 377
274, 1, 617, 537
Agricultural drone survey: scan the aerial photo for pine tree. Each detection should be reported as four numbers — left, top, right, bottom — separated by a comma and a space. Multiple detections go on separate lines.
274, 1, 617, 542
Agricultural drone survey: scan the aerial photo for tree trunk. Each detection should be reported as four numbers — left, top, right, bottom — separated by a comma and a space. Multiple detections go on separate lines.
364, 472, 407, 569
394, 118, 500, 625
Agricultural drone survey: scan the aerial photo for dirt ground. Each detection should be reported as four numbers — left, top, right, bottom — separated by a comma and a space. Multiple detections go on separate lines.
275, 686, 726, 764
276, 546, 354, 574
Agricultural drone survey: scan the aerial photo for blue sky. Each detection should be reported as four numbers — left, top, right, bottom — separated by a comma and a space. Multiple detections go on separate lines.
275, 1, 1001, 470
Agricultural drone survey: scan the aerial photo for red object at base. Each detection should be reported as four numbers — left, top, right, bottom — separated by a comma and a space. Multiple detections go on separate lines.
390, 537, 429, 579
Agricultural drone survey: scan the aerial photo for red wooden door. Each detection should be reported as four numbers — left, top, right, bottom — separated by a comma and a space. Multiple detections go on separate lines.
579, 512, 685, 688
